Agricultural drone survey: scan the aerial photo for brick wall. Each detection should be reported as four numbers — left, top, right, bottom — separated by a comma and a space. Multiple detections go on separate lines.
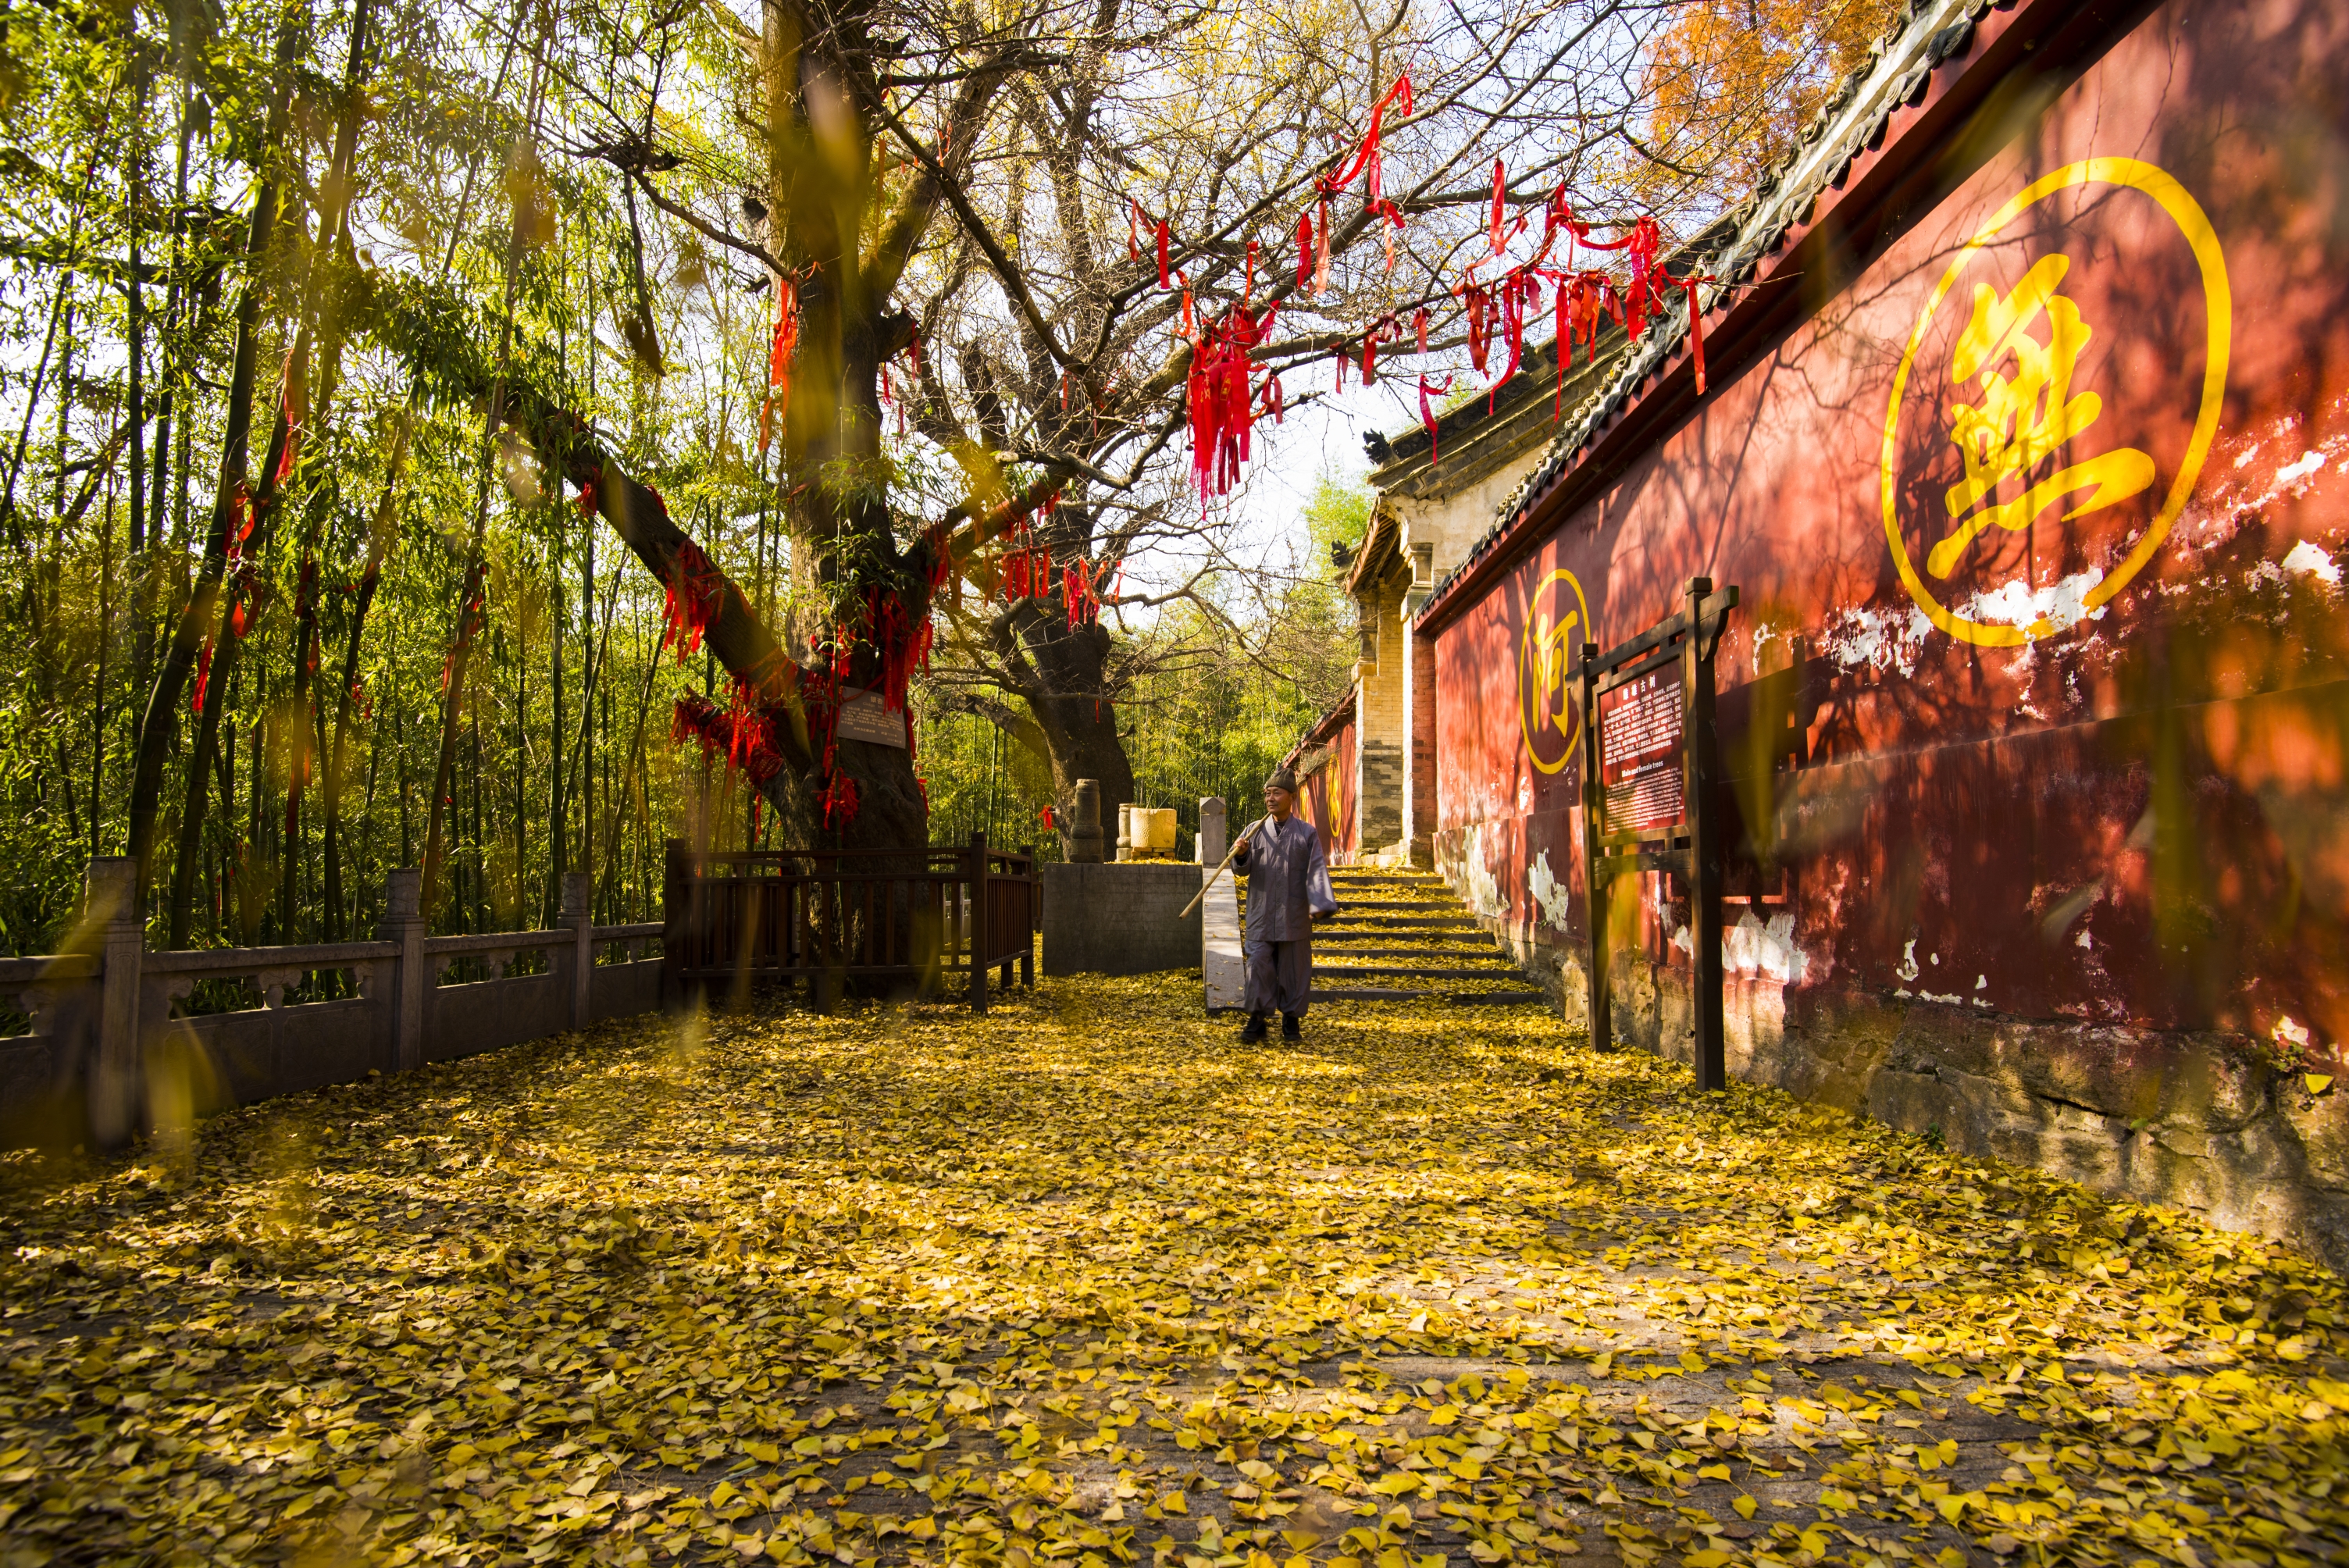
1355, 577, 1409, 854
1403, 625, 1438, 864
1358, 740, 1404, 850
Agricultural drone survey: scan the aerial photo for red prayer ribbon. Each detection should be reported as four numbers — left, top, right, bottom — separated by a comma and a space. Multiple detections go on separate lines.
1418, 374, 1453, 468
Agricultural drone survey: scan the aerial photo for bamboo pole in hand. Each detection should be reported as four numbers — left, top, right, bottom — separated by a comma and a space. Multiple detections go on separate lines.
1180, 816, 1264, 921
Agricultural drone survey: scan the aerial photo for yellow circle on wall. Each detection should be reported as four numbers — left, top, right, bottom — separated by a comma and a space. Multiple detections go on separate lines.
1878, 157, 2230, 645
1519, 567, 1592, 775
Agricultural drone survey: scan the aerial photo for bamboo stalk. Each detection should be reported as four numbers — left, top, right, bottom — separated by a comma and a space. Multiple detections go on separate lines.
1179, 816, 1263, 920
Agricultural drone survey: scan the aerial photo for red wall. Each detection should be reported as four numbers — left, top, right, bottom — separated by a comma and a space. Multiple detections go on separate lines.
1435, 0, 2349, 1054
1301, 711, 1359, 864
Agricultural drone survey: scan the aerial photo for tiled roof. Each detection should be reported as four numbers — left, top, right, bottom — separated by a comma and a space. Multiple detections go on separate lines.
1412, 0, 2004, 629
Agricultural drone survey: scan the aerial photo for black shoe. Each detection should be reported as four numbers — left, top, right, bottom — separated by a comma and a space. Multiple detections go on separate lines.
1239, 1013, 1268, 1043
1281, 1014, 1303, 1041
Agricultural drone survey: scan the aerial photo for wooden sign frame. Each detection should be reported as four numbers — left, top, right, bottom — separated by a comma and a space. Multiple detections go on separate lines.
1576, 576, 1738, 1091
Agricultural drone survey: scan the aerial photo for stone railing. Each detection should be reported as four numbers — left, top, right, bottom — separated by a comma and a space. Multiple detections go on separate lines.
0, 860, 662, 1150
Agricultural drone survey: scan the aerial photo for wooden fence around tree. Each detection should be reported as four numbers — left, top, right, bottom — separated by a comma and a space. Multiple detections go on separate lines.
661, 835, 1041, 1013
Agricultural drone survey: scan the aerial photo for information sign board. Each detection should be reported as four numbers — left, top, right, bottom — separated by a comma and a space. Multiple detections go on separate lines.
1577, 578, 1737, 1092
835, 687, 910, 748
1599, 668, 1685, 831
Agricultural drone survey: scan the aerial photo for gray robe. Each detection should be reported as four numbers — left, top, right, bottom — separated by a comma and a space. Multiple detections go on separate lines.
1235, 815, 1338, 1015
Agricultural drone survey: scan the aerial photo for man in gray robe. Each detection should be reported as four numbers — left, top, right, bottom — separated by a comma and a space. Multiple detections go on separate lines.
1232, 767, 1338, 1041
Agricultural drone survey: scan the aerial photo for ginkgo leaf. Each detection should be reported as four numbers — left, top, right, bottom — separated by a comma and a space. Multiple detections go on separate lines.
0, 971, 2338, 1568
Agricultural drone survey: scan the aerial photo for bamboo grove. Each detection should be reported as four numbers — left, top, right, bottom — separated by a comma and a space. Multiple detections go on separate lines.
0, 0, 1898, 951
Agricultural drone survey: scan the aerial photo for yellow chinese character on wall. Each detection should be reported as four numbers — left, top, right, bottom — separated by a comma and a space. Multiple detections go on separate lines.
1928, 253, 2156, 579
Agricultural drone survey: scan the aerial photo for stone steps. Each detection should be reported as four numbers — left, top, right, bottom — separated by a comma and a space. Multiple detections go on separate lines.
1242, 870, 1548, 1010
1315, 964, 1535, 981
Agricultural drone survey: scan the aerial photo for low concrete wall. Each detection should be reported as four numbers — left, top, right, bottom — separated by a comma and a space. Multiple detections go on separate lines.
1042, 863, 1203, 976
1434, 851, 2349, 1274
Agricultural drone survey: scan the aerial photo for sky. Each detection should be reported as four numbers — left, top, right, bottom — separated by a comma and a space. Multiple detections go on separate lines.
1224, 375, 1430, 571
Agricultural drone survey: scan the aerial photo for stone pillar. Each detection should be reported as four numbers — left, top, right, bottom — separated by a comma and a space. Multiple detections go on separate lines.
1354, 582, 1410, 859
968, 830, 991, 1013
1198, 797, 1227, 866
661, 837, 691, 1007
1068, 780, 1106, 863
85, 859, 143, 1149
1401, 594, 1439, 868
380, 868, 426, 1073
1114, 800, 1132, 862
561, 871, 594, 1029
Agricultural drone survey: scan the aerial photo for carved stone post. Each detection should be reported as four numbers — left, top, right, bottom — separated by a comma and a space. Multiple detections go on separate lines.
968, 830, 991, 1014
561, 871, 594, 1029
1197, 796, 1227, 866
662, 838, 691, 1009
85, 859, 143, 1149
380, 868, 426, 1073
1068, 781, 1105, 864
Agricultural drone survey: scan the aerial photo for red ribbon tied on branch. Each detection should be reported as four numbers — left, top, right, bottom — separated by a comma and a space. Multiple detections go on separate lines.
670, 684, 786, 789
1317, 73, 1413, 204
1557, 212, 1717, 394
1418, 374, 1455, 469
658, 538, 728, 664
1370, 198, 1406, 274
1361, 314, 1402, 386
1187, 303, 1271, 499
757, 276, 800, 456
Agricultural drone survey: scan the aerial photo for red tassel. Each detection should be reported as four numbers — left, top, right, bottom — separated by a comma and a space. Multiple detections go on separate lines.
1490, 159, 1506, 257
1415, 307, 1428, 355
1296, 211, 1313, 290
1156, 219, 1171, 289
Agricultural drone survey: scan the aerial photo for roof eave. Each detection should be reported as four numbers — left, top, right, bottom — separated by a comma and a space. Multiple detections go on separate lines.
1412, 0, 2102, 636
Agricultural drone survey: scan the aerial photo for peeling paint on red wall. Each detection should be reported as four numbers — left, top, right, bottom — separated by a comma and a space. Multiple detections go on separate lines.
1433, 0, 2349, 1061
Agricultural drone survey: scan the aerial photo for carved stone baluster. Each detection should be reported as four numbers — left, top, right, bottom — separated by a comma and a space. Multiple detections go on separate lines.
381, 869, 426, 1074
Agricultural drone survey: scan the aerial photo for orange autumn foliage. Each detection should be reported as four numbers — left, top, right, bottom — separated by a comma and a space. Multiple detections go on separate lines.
1636, 0, 1909, 203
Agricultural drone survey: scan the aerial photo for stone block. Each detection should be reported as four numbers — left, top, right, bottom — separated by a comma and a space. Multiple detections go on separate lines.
1042, 863, 1203, 977
1359, 739, 1404, 850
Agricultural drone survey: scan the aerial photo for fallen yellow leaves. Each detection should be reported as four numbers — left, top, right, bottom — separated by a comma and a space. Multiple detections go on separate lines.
0, 973, 2344, 1567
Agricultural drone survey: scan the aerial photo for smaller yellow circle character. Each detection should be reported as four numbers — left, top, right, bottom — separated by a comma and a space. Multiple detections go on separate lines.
1518, 567, 1592, 774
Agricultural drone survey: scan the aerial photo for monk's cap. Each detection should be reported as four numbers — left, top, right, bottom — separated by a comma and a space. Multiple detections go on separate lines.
1264, 768, 1298, 794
